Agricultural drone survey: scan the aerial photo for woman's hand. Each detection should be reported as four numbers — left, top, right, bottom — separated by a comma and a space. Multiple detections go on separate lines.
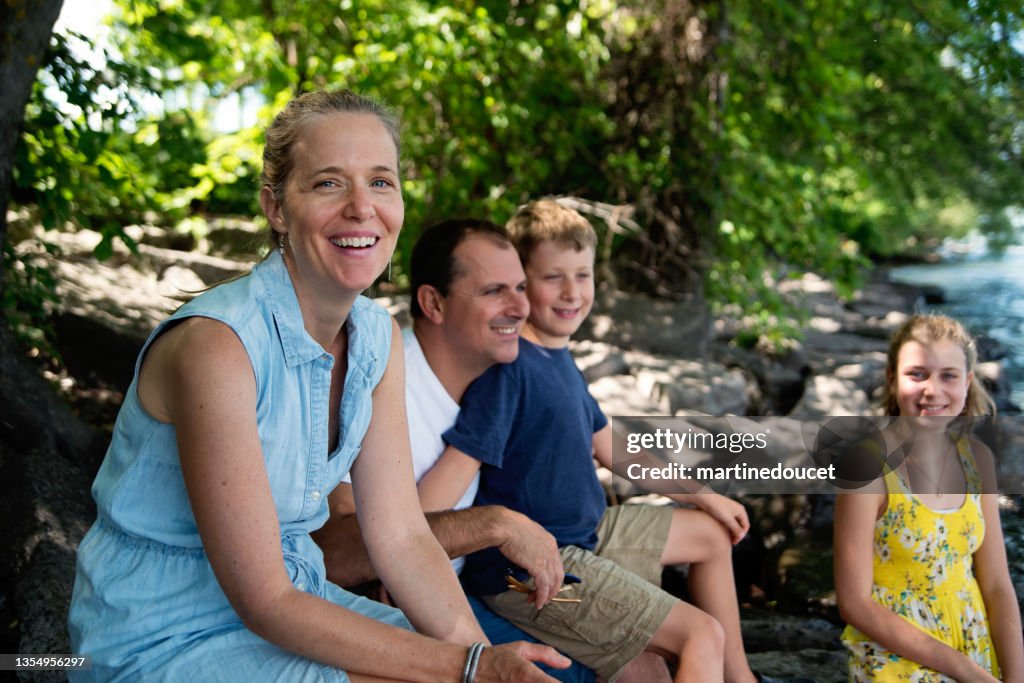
689, 493, 749, 544
475, 642, 570, 682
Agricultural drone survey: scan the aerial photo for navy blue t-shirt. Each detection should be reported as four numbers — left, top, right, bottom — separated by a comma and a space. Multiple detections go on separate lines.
444, 338, 608, 595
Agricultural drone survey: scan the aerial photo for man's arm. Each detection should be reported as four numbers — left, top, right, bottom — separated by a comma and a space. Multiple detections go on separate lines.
314, 483, 560, 589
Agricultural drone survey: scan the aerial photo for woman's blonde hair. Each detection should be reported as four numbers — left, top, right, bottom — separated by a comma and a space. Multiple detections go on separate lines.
261, 89, 401, 248
881, 313, 995, 416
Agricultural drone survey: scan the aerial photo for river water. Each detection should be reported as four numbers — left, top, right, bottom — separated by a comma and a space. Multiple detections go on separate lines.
889, 244, 1024, 408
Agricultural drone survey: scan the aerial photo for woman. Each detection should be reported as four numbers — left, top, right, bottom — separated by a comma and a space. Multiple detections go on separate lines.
68, 89, 567, 682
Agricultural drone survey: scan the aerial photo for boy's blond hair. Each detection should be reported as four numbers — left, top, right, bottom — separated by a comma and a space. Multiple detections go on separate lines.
505, 199, 597, 265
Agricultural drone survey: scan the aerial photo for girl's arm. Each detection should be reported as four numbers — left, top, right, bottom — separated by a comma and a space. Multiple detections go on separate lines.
834, 490, 1000, 682
417, 444, 482, 512
158, 317, 562, 682
592, 424, 748, 543
971, 440, 1024, 682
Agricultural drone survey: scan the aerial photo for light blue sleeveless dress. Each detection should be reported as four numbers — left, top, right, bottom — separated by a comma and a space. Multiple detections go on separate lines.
68, 251, 411, 682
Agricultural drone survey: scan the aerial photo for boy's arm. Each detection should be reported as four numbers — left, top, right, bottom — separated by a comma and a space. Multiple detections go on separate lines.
592, 423, 614, 470
315, 482, 563, 596
593, 423, 749, 543
418, 444, 483, 512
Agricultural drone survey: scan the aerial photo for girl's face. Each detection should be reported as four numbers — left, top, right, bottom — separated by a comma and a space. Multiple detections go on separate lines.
893, 338, 971, 420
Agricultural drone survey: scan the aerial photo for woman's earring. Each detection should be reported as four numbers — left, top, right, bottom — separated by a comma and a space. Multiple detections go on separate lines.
387, 258, 393, 281
278, 232, 286, 256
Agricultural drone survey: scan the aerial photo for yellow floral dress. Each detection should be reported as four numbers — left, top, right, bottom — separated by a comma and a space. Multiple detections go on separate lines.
841, 438, 1000, 681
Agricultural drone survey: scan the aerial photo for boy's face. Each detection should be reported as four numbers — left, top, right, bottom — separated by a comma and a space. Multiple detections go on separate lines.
523, 241, 595, 348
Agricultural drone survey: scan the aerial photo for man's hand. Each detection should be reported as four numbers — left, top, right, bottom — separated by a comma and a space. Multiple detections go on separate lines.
689, 493, 749, 544
495, 508, 565, 609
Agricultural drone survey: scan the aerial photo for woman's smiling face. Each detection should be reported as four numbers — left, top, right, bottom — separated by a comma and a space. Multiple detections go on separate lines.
264, 111, 403, 302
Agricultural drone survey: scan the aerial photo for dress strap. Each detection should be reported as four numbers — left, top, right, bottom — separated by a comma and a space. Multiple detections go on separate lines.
954, 434, 983, 493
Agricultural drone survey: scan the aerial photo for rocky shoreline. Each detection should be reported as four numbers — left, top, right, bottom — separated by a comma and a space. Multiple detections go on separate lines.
3, 220, 1022, 681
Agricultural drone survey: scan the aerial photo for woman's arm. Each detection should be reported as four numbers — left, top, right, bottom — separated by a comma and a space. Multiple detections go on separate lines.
972, 440, 1024, 682
417, 444, 483, 512
156, 318, 477, 681
349, 318, 487, 643
833, 490, 999, 682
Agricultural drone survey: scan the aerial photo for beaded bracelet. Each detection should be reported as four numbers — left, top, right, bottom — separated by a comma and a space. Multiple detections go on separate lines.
461, 642, 485, 683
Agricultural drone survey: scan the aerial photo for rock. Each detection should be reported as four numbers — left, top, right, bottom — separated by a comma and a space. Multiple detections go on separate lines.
0, 326, 99, 682
788, 375, 871, 418
832, 359, 887, 399
741, 612, 842, 652
713, 344, 808, 416
746, 648, 847, 683
576, 288, 710, 358
204, 216, 266, 258
977, 360, 1017, 413
571, 340, 629, 383
588, 375, 663, 417
628, 351, 751, 415
801, 330, 889, 374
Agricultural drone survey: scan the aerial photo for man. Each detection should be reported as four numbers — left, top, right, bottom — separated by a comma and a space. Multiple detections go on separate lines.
314, 219, 669, 682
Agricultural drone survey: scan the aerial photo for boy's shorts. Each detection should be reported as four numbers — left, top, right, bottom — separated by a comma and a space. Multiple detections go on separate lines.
482, 504, 676, 683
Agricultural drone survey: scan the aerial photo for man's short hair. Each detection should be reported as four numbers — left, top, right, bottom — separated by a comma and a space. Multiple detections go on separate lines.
409, 218, 511, 319
505, 199, 597, 265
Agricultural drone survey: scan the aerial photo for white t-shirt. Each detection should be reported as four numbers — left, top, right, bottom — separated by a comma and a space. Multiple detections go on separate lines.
402, 328, 481, 573
402, 327, 479, 510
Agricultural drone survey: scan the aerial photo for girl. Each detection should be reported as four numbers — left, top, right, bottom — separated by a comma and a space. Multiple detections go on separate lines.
835, 314, 1024, 681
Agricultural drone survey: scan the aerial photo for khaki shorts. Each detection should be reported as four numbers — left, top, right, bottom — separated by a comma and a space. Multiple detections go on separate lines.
483, 504, 676, 682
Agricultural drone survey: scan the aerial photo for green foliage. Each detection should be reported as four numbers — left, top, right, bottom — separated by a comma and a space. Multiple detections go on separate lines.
8, 0, 1024, 348
1, 240, 60, 353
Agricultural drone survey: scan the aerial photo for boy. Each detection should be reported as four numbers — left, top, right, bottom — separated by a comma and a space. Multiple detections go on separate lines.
417, 199, 809, 683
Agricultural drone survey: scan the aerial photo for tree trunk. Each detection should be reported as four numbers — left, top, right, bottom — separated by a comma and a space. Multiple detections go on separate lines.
0, 2, 109, 670
0, 0, 64, 294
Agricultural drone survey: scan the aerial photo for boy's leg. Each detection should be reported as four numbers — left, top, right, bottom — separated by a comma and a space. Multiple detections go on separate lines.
646, 600, 725, 683
594, 505, 756, 683
661, 507, 756, 683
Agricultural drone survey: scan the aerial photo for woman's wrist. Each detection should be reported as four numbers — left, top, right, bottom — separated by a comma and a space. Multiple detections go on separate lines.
462, 642, 486, 683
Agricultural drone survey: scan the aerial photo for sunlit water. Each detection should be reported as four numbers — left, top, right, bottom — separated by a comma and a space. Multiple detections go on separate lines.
889, 245, 1024, 409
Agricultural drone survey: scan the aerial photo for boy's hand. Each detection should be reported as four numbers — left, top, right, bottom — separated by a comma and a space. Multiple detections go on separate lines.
690, 493, 749, 544
496, 508, 565, 608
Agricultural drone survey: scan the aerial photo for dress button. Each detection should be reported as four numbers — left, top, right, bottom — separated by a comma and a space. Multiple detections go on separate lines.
296, 581, 306, 591
311, 490, 321, 501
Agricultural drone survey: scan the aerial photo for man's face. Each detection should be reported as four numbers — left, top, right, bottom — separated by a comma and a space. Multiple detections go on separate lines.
441, 235, 529, 372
